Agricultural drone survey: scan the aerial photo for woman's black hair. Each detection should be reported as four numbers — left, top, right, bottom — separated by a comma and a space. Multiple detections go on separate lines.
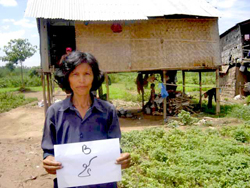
54, 51, 104, 93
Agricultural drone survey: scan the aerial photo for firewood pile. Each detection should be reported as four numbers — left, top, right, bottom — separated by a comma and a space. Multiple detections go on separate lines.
166, 92, 195, 116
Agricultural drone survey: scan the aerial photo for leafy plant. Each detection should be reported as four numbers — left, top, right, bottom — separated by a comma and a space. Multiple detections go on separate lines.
0, 92, 37, 113
246, 95, 250, 105
166, 120, 180, 128
228, 105, 250, 121
120, 127, 250, 188
233, 129, 250, 143
178, 110, 199, 125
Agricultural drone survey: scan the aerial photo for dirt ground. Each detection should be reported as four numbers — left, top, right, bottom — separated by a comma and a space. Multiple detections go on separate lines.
0, 91, 168, 188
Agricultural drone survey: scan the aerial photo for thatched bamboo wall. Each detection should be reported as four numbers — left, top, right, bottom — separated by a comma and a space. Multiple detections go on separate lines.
75, 18, 221, 72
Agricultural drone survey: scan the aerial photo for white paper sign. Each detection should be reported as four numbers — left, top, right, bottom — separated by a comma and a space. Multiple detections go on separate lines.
54, 138, 121, 188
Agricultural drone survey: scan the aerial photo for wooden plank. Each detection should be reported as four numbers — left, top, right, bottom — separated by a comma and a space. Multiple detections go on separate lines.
46, 73, 51, 106
98, 85, 103, 98
199, 72, 202, 109
163, 70, 167, 122
41, 73, 48, 115
105, 73, 109, 101
216, 68, 220, 115
182, 71, 186, 94
49, 73, 53, 102
142, 89, 144, 109
39, 18, 50, 72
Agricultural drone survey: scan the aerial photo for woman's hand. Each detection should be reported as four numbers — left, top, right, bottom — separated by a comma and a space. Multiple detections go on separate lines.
116, 153, 131, 169
43, 155, 63, 174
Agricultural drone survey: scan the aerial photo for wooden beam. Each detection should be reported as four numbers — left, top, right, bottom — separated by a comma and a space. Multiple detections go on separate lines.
105, 73, 109, 101
142, 89, 144, 109
39, 18, 50, 72
49, 73, 53, 103
46, 73, 51, 106
41, 73, 48, 115
216, 68, 220, 115
98, 85, 103, 98
182, 71, 186, 94
163, 70, 167, 122
199, 71, 202, 109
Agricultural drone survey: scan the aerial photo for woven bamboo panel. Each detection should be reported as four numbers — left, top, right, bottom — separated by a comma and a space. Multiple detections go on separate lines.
75, 18, 220, 72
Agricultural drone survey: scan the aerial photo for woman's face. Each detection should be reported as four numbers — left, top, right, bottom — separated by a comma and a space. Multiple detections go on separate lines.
68, 63, 94, 96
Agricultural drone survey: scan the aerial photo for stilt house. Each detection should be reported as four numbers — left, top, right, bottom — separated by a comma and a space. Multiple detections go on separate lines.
25, 0, 222, 117
220, 19, 250, 97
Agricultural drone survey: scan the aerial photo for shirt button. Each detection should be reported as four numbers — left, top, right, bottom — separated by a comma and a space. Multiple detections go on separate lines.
80, 133, 83, 138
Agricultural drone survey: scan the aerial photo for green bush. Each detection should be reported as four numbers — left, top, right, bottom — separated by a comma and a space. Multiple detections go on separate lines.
28, 66, 40, 78
0, 92, 37, 113
220, 124, 250, 143
178, 110, 199, 125
233, 129, 250, 143
120, 127, 250, 188
0, 76, 41, 88
246, 95, 250, 105
166, 120, 180, 128
228, 105, 250, 121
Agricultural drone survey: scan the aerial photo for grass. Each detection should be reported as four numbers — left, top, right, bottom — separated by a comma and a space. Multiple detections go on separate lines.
0, 86, 43, 93
102, 83, 151, 102
0, 92, 37, 113
0, 87, 19, 93
120, 127, 250, 187
176, 84, 215, 92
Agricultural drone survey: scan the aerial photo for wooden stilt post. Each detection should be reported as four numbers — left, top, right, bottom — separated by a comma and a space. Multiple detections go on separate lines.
216, 68, 220, 115
49, 73, 53, 103
105, 73, 109, 101
182, 71, 186, 95
41, 72, 48, 114
46, 73, 51, 106
142, 73, 145, 109
163, 70, 167, 122
239, 82, 242, 98
199, 71, 202, 110
142, 89, 145, 110
98, 86, 103, 99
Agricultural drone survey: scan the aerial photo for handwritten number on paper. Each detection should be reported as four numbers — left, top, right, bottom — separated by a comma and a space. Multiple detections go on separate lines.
78, 144, 97, 178
82, 145, 91, 154
78, 156, 97, 177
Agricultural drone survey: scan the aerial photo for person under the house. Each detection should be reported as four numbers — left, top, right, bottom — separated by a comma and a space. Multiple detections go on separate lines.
204, 88, 216, 108
42, 51, 131, 188
59, 47, 72, 66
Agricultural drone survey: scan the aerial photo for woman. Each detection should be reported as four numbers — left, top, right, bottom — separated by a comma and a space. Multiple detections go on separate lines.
42, 51, 130, 188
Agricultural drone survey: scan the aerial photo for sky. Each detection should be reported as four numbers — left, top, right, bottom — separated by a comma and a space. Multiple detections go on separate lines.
0, 0, 249, 67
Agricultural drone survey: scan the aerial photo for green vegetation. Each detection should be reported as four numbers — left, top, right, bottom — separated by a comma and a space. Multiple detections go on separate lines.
246, 95, 250, 105
0, 92, 37, 113
120, 127, 250, 188
0, 66, 41, 89
178, 110, 199, 125
104, 71, 216, 102
201, 103, 250, 121
176, 72, 215, 92
228, 105, 250, 121
0, 39, 37, 87
0, 86, 43, 93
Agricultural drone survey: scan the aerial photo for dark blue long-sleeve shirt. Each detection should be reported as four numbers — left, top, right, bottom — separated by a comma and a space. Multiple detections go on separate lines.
41, 95, 121, 188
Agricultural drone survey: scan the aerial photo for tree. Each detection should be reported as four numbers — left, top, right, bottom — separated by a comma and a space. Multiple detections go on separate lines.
5, 62, 15, 72
0, 39, 37, 87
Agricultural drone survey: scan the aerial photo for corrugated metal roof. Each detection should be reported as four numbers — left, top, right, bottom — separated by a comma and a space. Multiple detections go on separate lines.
25, 0, 220, 21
